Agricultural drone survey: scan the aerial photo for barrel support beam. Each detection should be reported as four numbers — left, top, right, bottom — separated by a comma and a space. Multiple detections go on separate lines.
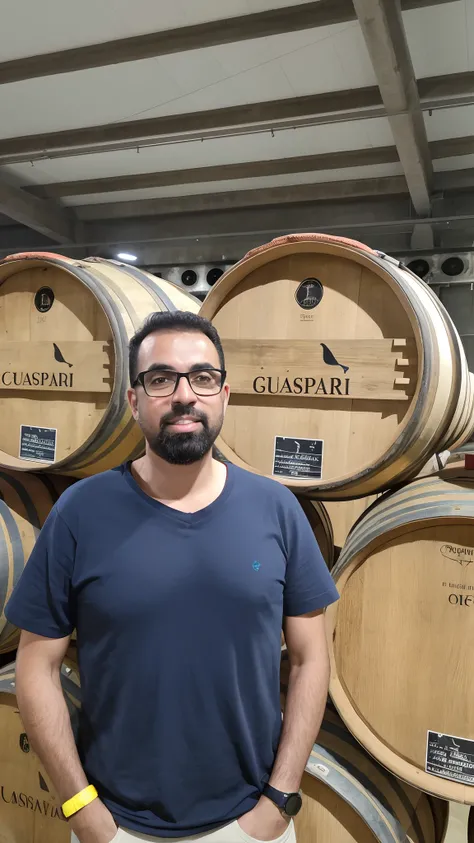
0, 176, 77, 244
353, 0, 433, 217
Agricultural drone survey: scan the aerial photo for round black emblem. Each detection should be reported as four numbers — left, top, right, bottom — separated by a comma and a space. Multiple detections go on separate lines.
295, 278, 323, 310
19, 733, 30, 753
34, 287, 55, 313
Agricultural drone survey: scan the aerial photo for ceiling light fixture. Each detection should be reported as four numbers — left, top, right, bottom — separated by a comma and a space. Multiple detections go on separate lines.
116, 252, 138, 262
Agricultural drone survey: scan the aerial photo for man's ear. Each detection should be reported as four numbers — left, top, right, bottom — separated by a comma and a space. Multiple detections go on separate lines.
127, 387, 139, 421
223, 382, 230, 412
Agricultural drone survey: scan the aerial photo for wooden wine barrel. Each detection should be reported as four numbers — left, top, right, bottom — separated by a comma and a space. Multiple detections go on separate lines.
296, 496, 334, 569
447, 372, 474, 453
320, 451, 453, 554
280, 654, 448, 843
322, 497, 378, 552
0, 660, 81, 843
200, 233, 469, 498
0, 470, 73, 654
0, 252, 199, 476
326, 472, 474, 801
418, 280, 470, 458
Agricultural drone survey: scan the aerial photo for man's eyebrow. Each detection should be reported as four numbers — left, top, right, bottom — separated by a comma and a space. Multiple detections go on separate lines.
189, 363, 220, 372
143, 363, 219, 373
144, 364, 177, 373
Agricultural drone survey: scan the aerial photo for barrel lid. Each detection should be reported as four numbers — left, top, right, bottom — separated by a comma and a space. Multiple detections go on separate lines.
201, 233, 457, 496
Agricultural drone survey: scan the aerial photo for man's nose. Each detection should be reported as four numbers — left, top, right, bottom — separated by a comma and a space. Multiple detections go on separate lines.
173, 375, 197, 404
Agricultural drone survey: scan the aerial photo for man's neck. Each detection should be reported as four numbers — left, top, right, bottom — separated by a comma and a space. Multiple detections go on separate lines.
131, 448, 227, 513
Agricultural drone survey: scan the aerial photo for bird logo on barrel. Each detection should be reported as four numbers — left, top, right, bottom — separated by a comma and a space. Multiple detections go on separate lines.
53, 343, 73, 368
320, 344, 349, 374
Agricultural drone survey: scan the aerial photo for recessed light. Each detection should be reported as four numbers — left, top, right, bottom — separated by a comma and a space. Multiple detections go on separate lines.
116, 252, 138, 262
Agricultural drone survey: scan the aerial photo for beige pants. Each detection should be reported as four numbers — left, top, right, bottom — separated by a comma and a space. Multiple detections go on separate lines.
72, 817, 296, 843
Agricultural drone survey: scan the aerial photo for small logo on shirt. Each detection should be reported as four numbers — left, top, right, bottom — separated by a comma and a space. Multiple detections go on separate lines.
252, 561, 261, 571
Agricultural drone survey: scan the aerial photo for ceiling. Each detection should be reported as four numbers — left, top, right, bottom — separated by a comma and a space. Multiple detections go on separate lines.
0, 0, 473, 266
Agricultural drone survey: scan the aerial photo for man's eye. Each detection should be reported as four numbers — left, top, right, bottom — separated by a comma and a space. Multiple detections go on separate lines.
150, 375, 172, 385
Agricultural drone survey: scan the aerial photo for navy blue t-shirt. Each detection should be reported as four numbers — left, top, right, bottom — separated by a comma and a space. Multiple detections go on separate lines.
5, 462, 338, 836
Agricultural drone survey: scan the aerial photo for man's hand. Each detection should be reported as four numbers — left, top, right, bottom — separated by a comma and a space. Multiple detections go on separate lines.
238, 795, 290, 841
69, 797, 119, 843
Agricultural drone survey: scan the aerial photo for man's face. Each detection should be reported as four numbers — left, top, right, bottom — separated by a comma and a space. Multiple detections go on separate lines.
128, 330, 230, 465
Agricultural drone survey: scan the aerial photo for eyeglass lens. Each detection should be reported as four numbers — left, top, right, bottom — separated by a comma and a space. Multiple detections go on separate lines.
143, 369, 222, 396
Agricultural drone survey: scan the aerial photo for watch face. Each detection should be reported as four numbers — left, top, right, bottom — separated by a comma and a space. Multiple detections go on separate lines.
284, 793, 302, 817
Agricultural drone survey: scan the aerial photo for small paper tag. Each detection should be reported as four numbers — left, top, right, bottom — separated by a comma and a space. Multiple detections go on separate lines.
20, 425, 57, 463
426, 730, 474, 784
273, 436, 323, 480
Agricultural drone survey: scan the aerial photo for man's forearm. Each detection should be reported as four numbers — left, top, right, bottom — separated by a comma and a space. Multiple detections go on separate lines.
16, 667, 89, 804
15, 664, 119, 843
269, 658, 329, 792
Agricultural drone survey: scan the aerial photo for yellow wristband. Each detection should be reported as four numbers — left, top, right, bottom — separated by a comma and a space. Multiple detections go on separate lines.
62, 785, 98, 818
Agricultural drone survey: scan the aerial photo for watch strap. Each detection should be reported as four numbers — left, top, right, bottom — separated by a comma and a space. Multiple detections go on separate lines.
62, 785, 98, 818
262, 783, 290, 808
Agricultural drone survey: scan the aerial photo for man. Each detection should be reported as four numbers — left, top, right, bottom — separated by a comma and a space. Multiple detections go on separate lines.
5, 311, 339, 843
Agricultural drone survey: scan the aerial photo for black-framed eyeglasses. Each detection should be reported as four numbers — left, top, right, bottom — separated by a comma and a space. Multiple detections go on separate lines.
133, 368, 227, 397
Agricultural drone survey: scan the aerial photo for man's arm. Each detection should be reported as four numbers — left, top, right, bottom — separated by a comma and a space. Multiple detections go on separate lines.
270, 609, 329, 791
238, 609, 329, 840
16, 630, 118, 843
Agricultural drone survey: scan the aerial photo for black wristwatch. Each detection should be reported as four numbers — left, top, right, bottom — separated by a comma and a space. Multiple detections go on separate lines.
262, 784, 302, 817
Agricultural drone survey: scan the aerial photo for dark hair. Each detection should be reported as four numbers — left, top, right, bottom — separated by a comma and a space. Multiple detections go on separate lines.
129, 310, 225, 385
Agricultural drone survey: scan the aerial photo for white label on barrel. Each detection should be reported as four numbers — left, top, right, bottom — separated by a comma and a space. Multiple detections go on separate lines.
273, 436, 323, 480
426, 730, 474, 783
19, 425, 57, 463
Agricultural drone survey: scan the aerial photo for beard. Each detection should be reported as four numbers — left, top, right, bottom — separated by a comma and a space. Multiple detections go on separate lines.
144, 403, 224, 465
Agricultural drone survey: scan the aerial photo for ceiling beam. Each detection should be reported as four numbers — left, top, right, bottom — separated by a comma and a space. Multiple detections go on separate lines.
0, 69, 472, 166
0, 0, 457, 85
411, 221, 434, 250
71, 168, 474, 223
0, 88, 381, 163
430, 135, 474, 158
1, 192, 473, 260
74, 176, 409, 220
25, 136, 474, 200
61, 202, 474, 246
0, 176, 76, 243
0, 231, 415, 264
352, 0, 433, 216
434, 168, 474, 192
28, 148, 401, 199
418, 70, 474, 100
0, 198, 425, 253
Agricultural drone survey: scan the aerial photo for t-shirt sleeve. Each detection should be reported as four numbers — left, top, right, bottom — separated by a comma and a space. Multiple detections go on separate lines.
283, 495, 339, 616
4, 506, 76, 638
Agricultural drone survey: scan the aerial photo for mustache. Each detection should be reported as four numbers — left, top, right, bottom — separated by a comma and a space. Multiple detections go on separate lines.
160, 404, 208, 428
